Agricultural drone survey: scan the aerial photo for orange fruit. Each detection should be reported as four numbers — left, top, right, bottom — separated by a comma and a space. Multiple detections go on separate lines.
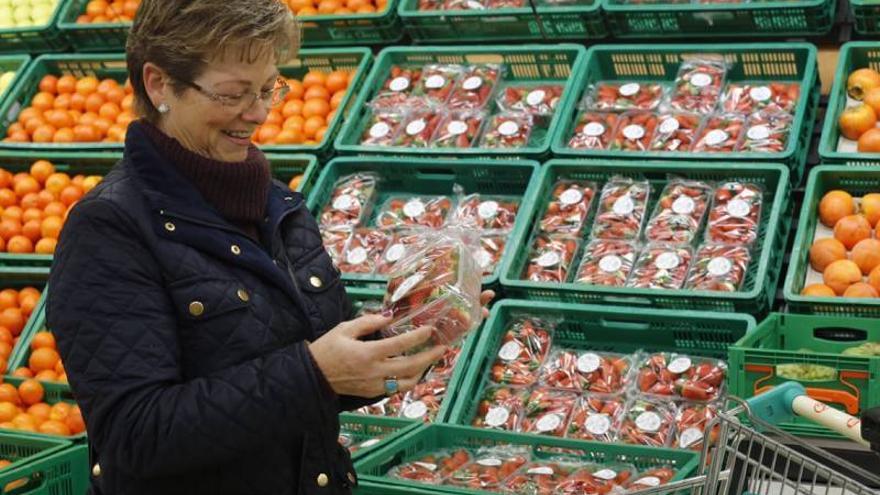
869, 265, 880, 293
30, 332, 55, 351
52, 94, 71, 111
45, 110, 74, 130
264, 111, 283, 128
38, 75, 58, 94
32, 125, 56, 144
298, 6, 318, 14
330, 90, 346, 110
31, 93, 55, 112
18, 287, 39, 302
0, 308, 23, 336
27, 403, 50, 422
0, 191, 14, 209
19, 296, 38, 317
73, 124, 100, 143
356, 5, 376, 13
288, 175, 303, 191
13, 176, 39, 199
38, 419, 70, 436
860, 193, 880, 227
0, 219, 19, 241
315, 126, 328, 143
839, 104, 877, 140
317, 0, 341, 12
287, 80, 304, 100
282, 99, 303, 118
844, 282, 879, 298
256, 124, 281, 144
29, 347, 60, 373
59, 186, 83, 207
0, 385, 19, 405
303, 116, 325, 139
6, 236, 33, 254
11, 368, 32, 379
35, 238, 57, 255
75, 76, 99, 96
325, 70, 349, 94
0, 343, 9, 360
34, 370, 57, 382
84, 93, 105, 113
865, 87, 880, 120
40, 216, 63, 240
1, 207, 21, 223
824, 259, 863, 296
834, 214, 873, 250
274, 129, 302, 145
66, 406, 85, 435
303, 84, 330, 101
56, 76, 76, 95
12, 413, 35, 431
302, 99, 329, 119
820, 190, 855, 227
0, 291, 16, 311
44, 174, 71, 196
858, 128, 880, 153
17, 380, 43, 406
0, 403, 17, 423
851, 238, 880, 274
48, 402, 70, 422
302, 71, 327, 89
0, 328, 10, 345
43, 202, 66, 218
21, 220, 40, 243
69, 93, 86, 112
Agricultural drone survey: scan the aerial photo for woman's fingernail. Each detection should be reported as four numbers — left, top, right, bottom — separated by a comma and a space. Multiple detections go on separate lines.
381, 309, 393, 318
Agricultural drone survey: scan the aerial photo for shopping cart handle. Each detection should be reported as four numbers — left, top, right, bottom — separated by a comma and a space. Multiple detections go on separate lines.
745, 381, 807, 426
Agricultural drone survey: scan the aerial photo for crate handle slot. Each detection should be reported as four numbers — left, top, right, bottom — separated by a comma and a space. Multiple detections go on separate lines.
597, 318, 651, 331
601, 296, 652, 307
415, 169, 457, 181
755, 384, 860, 416
749, 364, 867, 415
813, 327, 869, 342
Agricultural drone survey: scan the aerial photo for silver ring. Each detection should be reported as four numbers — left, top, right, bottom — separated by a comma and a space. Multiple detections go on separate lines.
384, 376, 399, 396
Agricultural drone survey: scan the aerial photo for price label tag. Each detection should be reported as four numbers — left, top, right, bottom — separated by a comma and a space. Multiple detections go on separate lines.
691, 73, 712, 88
655, 252, 680, 270
389, 76, 410, 92
583, 122, 605, 137
369, 122, 391, 139
619, 83, 640, 97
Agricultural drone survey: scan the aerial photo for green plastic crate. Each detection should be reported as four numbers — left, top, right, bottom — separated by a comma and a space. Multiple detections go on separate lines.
398, 0, 606, 43
603, 0, 835, 38
852, 0, 880, 35
298, 0, 403, 46
0, 1, 69, 54
334, 44, 587, 159
345, 285, 384, 315
783, 166, 880, 317
729, 313, 880, 438
0, 49, 371, 157
448, 299, 754, 431
340, 413, 421, 462
499, 160, 790, 315
551, 43, 819, 186
1, 377, 84, 441
0, 55, 30, 111
56, 0, 130, 52
308, 156, 541, 288
356, 481, 440, 494
355, 423, 700, 493
0, 432, 87, 495
818, 42, 880, 167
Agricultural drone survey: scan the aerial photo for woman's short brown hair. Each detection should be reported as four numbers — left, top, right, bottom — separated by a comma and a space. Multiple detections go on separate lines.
126, 0, 300, 123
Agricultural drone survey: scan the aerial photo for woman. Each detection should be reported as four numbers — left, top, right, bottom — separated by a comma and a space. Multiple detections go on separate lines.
46, 1, 491, 494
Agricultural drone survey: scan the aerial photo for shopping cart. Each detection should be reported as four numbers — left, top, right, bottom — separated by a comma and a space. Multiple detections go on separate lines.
630, 382, 880, 495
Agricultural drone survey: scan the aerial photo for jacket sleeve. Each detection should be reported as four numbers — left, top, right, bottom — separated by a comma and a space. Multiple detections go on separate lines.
47, 198, 340, 479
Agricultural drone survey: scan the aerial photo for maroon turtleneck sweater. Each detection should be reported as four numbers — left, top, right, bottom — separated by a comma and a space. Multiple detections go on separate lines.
140, 120, 270, 241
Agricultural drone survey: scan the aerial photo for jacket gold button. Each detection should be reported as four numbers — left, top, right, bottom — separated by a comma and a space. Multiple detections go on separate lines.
309, 276, 323, 288
230, 245, 241, 255
92, 463, 101, 477
347, 472, 356, 484
236, 289, 249, 302
316, 473, 328, 487
164, 222, 175, 232
188, 301, 204, 316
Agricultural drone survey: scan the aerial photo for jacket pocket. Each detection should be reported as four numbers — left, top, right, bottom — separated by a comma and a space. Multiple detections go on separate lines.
291, 246, 348, 336
167, 276, 251, 323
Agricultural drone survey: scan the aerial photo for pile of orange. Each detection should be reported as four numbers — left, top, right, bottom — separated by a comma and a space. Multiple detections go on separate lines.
251, 70, 354, 146
803, 190, 880, 298
288, 175, 304, 191
0, 287, 42, 374
75, 0, 140, 23
0, 379, 85, 437
0, 160, 102, 255
11, 331, 66, 385
285, 0, 388, 16
3, 74, 134, 144
840, 68, 880, 152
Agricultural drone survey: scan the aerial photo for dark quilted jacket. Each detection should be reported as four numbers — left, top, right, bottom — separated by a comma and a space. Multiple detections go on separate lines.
46, 122, 359, 495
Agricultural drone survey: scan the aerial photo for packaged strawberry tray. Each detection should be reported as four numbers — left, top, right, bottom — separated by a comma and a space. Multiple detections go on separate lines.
387, 449, 472, 485
617, 398, 676, 448
446, 447, 530, 491
556, 464, 635, 494
357, 393, 406, 418
567, 111, 617, 150
706, 182, 763, 246
591, 177, 651, 241
473, 385, 530, 431
412, 64, 463, 105
381, 229, 482, 350
644, 179, 712, 245
453, 194, 520, 232
480, 112, 534, 149
685, 243, 751, 292
670, 58, 728, 114
372, 66, 422, 109
490, 316, 555, 386
360, 108, 407, 147
518, 387, 578, 437
624, 466, 678, 491
502, 460, 579, 495
337, 228, 391, 274
739, 111, 792, 153
584, 81, 666, 112
447, 64, 504, 110
565, 395, 627, 443
321, 227, 351, 264
574, 239, 637, 287
626, 244, 694, 290
394, 109, 444, 148
636, 352, 727, 402
426, 345, 463, 380
376, 231, 428, 276
675, 401, 720, 451
720, 82, 800, 115
377, 195, 453, 229
400, 377, 448, 422
610, 111, 658, 152
538, 349, 633, 394
431, 110, 487, 148
522, 234, 580, 283
497, 83, 564, 116
650, 112, 703, 152
319, 172, 379, 230
693, 113, 746, 153
477, 236, 506, 276
538, 180, 597, 236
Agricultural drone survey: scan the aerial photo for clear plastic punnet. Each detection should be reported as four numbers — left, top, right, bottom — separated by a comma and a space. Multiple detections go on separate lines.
319, 172, 379, 229
669, 57, 728, 114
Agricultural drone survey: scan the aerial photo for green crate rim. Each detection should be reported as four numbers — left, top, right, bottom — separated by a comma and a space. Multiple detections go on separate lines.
550, 43, 818, 172
850, 0, 880, 35
782, 165, 880, 314
818, 42, 880, 165
339, 413, 422, 462
333, 44, 587, 158
0, 430, 70, 475
398, 0, 600, 18
295, 0, 399, 22
603, 0, 825, 13
0, 442, 89, 495
498, 159, 790, 313
309, 156, 542, 288
0, 55, 30, 109
56, 0, 131, 31
0, 1, 67, 35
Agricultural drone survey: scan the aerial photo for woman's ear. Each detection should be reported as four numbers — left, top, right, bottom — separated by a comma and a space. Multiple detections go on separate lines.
143, 62, 171, 110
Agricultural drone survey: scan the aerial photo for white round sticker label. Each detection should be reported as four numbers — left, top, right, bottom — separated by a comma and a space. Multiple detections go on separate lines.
585, 413, 612, 435
391, 273, 425, 303
726, 199, 751, 218
389, 76, 410, 92
485, 406, 510, 427
705, 129, 729, 146
403, 199, 426, 218
498, 121, 519, 136
403, 400, 428, 419
622, 124, 646, 141
560, 188, 583, 206
384, 243, 406, 263
594, 469, 618, 481
707, 256, 733, 276
498, 341, 522, 361
747, 125, 771, 141
476, 249, 494, 269
672, 196, 696, 215
536, 413, 562, 432
479, 200, 499, 219
691, 73, 712, 88
583, 122, 605, 137
660, 117, 680, 134
680, 427, 704, 448
655, 252, 680, 270
619, 83, 640, 97
635, 411, 662, 432
668, 356, 693, 374
425, 75, 446, 89
577, 352, 602, 373
359, 438, 381, 448
477, 457, 503, 467
414, 462, 438, 472
537, 251, 561, 267
406, 119, 427, 136
613, 195, 635, 215
635, 476, 661, 487
463, 76, 482, 91
527, 467, 555, 476
346, 246, 368, 265
448, 120, 467, 135
369, 122, 391, 139
333, 194, 355, 211
749, 86, 772, 102
527, 90, 546, 107
599, 255, 623, 274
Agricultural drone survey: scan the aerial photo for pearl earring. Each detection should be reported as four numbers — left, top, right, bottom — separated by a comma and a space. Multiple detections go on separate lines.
158, 103, 170, 113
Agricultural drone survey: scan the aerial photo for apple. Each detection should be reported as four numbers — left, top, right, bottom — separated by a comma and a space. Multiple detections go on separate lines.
0, 72, 14, 93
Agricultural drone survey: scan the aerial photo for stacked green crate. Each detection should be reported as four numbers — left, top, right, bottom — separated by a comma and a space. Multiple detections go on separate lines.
0, 0, 68, 54
296, 0, 404, 46
339, 413, 421, 462
56, 0, 129, 52
0, 433, 87, 495
852, 0, 880, 35
0, 55, 30, 109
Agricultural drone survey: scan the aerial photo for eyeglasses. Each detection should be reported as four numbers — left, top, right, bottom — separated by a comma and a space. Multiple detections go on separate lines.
181, 76, 290, 111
